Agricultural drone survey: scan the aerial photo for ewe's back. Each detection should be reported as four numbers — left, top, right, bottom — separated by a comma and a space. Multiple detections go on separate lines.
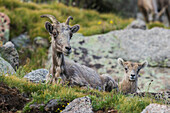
64, 59, 103, 90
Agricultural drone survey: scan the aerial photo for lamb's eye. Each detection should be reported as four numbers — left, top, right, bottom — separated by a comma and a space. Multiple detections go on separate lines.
125, 67, 128, 72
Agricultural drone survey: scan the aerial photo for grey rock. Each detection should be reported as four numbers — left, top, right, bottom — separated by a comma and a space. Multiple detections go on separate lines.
11, 33, 31, 48
141, 103, 170, 113
126, 19, 147, 30
24, 69, 49, 83
34, 36, 49, 48
69, 28, 170, 67
0, 57, 16, 75
0, 41, 19, 70
62, 96, 93, 113
44, 99, 60, 111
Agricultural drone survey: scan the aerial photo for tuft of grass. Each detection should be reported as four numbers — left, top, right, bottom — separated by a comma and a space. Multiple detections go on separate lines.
147, 21, 170, 29
0, 0, 133, 41
0, 75, 163, 113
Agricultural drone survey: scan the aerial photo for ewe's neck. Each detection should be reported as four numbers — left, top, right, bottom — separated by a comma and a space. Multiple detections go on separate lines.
52, 44, 65, 75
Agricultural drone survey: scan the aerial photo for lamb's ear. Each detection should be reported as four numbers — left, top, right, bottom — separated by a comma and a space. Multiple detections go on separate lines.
71, 24, 80, 33
118, 58, 125, 67
139, 61, 148, 69
45, 21, 53, 34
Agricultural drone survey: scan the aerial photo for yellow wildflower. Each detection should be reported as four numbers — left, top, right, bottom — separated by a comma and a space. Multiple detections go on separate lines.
60, 110, 62, 112
67, 103, 69, 105
98, 21, 102, 25
62, 105, 65, 107
110, 20, 113, 24
57, 108, 60, 110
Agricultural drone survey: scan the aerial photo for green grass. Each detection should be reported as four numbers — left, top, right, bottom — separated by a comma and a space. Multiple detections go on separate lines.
0, 0, 133, 41
0, 75, 163, 113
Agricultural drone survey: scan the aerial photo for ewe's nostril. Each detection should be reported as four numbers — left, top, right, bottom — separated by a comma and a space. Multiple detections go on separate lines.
65, 46, 71, 51
131, 74, 135, 77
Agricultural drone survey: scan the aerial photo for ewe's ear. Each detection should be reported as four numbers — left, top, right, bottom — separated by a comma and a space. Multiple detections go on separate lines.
45, 21, 53, 34
71, 24, 80, 33
139, 61, 148, 69
118, 58, 125, 67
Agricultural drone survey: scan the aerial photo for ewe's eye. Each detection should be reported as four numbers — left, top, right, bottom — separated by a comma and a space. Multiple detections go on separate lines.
70, 33, 73, 39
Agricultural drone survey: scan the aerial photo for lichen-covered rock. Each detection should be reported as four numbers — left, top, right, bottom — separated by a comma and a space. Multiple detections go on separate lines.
126, 19, 147, 30
0, 41, 19, 70
0, 12, 10, 44
61, 96, 93, 113
11, 33, 31, 48
141, 103, 170, 113
24, 69, 49, 83
0, 57, 15, 75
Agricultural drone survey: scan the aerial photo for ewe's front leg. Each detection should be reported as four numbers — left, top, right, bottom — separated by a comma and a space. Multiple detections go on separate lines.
52, 67, 61, 84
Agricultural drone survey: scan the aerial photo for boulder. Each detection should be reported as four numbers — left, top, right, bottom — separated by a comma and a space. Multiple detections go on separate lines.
126, 19, 147, 30
34, 36, 49, 48
0, 57, 15, 75
62, 96, 93, 113
11, 33, 31, 48
24, 69, 49, 83
0, 41, 19, 70
141, 103, 170, 113
0, 12, 10, 44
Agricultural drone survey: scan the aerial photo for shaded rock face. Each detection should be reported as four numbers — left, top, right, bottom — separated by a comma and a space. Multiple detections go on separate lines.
0, 12, 10, 44
0, 41, 19, 70
29, 99, 69, 113
126, 19, 147, 30
0, 57, 15, 75
62, 96, 93, 113
24, 69, 49, 83
141, 103, 170, 113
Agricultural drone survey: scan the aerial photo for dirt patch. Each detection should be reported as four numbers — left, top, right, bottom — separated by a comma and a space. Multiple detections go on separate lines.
0, 82, 28, 112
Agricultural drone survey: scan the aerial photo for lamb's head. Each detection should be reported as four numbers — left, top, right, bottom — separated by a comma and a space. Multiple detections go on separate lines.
118, 58, 148, 82
41, 14, 80, 55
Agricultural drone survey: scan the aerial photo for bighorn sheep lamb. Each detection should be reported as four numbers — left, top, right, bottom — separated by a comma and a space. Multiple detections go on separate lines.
118, 58, 148, 94
41, 14, 118, 91
138, 0, 170, 25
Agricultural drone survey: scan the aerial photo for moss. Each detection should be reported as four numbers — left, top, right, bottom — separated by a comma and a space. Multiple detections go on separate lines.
0, 0, 132, 41
147, 21, 170, 29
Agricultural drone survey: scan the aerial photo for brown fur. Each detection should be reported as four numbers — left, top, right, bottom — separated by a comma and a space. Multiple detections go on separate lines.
138, 0, 170, 25
118, 58, 148, 94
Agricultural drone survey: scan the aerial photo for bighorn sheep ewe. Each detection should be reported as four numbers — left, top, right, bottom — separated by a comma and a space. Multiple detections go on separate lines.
138, 0, 170, 25
41, 14, 80, 84
118, 58, 148, 94
41, 14, 118, 91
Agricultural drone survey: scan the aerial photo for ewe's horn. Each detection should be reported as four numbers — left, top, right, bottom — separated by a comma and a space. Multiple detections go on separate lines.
41, 14, 59, 24
65, 16, 73, 25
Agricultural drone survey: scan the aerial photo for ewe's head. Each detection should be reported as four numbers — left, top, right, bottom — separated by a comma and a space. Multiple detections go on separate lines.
118, 58, 148, 82
41, 14, 80, 55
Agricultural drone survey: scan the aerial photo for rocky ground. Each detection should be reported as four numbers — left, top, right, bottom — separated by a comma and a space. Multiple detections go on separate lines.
0, 82, 28, 112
